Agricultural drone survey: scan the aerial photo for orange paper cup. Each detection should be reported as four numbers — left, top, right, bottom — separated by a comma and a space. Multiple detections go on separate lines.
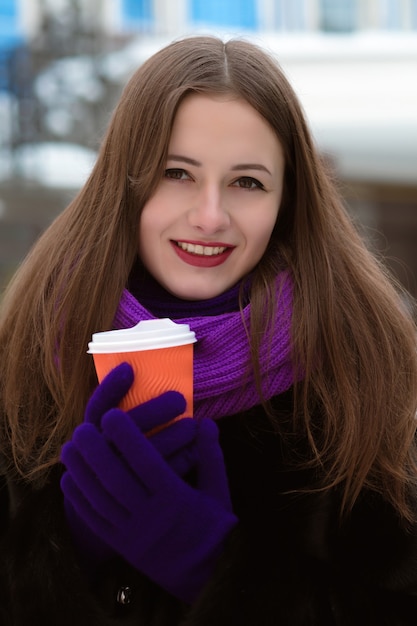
92, 343, 194, 415
88, 319, 196, 420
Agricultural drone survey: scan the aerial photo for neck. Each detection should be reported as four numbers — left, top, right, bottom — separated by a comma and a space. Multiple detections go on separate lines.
127, 263, 250, 319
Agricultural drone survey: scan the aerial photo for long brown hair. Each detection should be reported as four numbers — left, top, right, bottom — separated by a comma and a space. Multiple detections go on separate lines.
1, 36, 416, 520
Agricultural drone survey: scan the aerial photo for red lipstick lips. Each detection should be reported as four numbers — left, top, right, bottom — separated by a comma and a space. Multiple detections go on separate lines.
171, 241, 234, 268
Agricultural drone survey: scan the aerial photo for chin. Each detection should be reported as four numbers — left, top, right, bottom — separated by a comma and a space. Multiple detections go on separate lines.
168, 283, 227, 301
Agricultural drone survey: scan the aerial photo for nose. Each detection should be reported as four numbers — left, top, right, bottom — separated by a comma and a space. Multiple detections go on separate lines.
187, 184, 230, 234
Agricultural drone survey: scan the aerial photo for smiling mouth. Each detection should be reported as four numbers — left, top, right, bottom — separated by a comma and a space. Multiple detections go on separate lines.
175, 241, 230, 256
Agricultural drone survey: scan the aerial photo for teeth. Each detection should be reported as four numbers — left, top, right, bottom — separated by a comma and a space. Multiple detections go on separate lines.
177, 242, 227, 256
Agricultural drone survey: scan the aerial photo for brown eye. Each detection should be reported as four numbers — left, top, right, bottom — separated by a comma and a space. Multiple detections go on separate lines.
234, 176, 264, 190
165, 169, 189, 180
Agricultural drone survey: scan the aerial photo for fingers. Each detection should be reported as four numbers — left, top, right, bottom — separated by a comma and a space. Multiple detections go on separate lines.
85, 363, 134, 425
148, 417, 196, 455
101, 410, 186, 494
61, 471, 115, 540
128, 391, 186, 432
150, 418, 198, 475
62, 421, 144, 515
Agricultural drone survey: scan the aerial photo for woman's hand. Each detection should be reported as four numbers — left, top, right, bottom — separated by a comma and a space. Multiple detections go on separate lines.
61, 363, 237, 603
83, 362, 199, 475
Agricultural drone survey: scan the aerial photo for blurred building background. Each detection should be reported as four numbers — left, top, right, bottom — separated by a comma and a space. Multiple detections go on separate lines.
1, 0, 417, 300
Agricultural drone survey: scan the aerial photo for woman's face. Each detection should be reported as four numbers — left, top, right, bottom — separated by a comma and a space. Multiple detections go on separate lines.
138, 93, 285, 300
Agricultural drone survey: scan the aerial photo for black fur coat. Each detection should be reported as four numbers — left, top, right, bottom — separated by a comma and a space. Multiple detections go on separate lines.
2, 389, 417, 625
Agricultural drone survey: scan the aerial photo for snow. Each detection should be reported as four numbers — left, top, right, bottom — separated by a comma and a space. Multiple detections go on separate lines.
0, 142, 96, 188
34, 55, 105, 104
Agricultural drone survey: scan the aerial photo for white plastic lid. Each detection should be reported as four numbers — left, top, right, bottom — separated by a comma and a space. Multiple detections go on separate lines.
88, 318, 197, 354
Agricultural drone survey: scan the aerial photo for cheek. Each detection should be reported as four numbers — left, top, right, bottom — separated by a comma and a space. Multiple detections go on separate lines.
139, 187, 180, 241
137, 217, 147, 253
138, 201, 163, 244
245, 210, 278, 249
137, 212, 157, 262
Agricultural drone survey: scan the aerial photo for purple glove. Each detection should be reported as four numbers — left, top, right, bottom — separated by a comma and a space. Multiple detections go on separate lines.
62, 364, 201, 568
83, 363, 198, 477
61, 365, 237, 603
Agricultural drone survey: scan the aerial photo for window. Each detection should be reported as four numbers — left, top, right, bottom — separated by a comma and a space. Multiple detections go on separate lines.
190, 0, 258, 30
273, 0, 309, 31
122, 0, 153, 29
0, 0, 21, 46
378, 0, 417, 29
0, 0, 23, 93
319, 0, 358, 32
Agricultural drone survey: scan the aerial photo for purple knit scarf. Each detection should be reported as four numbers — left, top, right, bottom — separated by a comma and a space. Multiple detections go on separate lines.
113, 273, 295, 420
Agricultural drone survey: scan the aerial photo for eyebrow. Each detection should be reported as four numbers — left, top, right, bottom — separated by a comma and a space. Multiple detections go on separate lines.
167, 154, 272, 176
231, 163, 272, 176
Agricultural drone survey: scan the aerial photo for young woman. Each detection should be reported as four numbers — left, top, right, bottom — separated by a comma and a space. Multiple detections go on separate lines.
1, 35, 417, 625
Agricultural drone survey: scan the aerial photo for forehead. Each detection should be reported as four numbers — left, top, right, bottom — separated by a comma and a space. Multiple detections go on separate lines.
171, 92, 268, 134
168, 93, 283, 165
